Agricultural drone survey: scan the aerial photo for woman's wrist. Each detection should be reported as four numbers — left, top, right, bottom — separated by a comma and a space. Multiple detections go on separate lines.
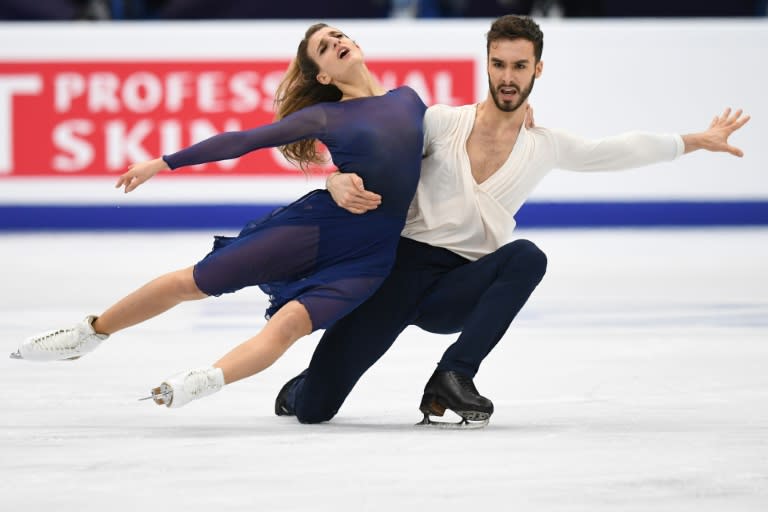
158, 156, 172, 171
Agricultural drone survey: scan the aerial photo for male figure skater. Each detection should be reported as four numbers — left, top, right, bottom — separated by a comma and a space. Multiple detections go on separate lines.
276, 15, 750, 427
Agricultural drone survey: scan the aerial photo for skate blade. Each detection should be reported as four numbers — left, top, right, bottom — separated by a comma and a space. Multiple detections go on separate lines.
415, 414, 489, 430
9, 350, 81, 361
138, 384, 173, 406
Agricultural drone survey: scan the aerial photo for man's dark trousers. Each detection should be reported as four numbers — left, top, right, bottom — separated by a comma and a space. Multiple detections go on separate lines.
291, 236, 547, 423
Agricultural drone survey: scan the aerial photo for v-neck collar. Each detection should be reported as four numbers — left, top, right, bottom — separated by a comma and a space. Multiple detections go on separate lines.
464, 103, 527, 189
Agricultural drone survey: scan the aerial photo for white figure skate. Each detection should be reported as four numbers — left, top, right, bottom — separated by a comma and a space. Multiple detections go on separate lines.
10, 315, 109, 361
141, 367, 225, 408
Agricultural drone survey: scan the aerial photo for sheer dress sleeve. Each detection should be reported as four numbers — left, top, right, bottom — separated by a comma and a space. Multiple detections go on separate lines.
162, 105, 328, 170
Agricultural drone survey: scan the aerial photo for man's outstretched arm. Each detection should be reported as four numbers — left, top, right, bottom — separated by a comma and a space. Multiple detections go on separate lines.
553, 107, 751, 173
329, 107, 751, 213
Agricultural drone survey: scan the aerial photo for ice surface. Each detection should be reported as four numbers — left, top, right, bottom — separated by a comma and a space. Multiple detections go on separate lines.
1, 229, 767, 511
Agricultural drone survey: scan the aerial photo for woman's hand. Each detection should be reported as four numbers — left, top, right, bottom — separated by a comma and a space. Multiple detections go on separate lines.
115, 157, 169, 193
525, 104, 535, 129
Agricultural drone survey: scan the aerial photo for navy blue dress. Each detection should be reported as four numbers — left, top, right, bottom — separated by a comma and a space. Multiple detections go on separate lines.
162, 86, 427, 330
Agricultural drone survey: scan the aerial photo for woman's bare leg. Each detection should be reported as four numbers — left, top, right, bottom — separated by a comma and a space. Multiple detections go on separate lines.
214, 300, 312, 384
92, 266, 207, 335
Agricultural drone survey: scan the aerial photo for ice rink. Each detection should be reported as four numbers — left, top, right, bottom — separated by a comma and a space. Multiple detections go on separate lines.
1, 228, 767, 511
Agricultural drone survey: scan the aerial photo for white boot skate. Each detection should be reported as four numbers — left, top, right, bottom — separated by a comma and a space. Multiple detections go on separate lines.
10, 315, 109, 361
141, 367, 225, 408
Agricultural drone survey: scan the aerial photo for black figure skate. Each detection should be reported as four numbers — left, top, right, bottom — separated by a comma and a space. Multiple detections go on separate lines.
416, 370, 493, 429
274, 371, 307, 416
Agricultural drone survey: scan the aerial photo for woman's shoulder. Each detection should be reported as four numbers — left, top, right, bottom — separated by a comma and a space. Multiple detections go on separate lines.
391, 86, 428, 106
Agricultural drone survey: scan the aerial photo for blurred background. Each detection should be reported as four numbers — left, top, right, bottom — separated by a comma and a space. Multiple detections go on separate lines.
0, 2, 766, 229
1, 0, 767, 20
1, 0, 764, 338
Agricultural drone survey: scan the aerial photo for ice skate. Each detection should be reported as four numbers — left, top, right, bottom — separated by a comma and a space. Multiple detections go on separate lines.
274, 370, 308, 416
140, 367, 225, 408
415, 370, 493, 429
10, 315, 109, 361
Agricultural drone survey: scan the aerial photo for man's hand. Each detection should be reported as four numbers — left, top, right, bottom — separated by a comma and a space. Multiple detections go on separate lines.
326, 172, 382, 214
683, 108, 750, 157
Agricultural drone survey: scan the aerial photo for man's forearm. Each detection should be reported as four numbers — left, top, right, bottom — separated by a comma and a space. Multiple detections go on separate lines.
325, 171, 342, 188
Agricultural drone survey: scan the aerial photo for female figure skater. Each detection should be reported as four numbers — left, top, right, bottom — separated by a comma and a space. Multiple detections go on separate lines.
11, 23, 427, 409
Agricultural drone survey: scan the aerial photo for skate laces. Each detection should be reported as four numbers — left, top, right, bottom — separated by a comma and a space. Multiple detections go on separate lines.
31, 328, 79, 352
28, 318, 104, 353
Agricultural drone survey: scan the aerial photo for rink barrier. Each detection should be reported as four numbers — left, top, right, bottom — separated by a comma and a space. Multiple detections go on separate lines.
1, 20, 766, 208
2, 201, 767, 230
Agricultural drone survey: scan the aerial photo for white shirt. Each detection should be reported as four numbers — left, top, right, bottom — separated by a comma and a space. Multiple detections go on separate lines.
402, 103, 685, 261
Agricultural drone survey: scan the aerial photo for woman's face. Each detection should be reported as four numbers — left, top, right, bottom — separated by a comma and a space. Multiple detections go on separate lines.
306, 26, 363, 86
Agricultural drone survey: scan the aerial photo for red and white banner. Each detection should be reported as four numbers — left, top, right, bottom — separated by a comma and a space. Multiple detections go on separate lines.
0, 19, 764, 204
0, 60, 474, 177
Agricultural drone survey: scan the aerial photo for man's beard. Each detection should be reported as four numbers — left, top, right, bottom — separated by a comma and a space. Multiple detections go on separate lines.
489, 73, 536, 112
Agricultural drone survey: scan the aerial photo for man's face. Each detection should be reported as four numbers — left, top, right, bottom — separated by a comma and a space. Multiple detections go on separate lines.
487, 38, 542, 112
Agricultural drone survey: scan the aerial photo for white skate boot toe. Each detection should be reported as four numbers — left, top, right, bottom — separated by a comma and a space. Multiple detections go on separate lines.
144, 367, 225, 408
13, 315, 109, 361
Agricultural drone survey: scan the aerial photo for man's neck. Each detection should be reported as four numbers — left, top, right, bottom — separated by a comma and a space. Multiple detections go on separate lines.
475, 97, 527, 132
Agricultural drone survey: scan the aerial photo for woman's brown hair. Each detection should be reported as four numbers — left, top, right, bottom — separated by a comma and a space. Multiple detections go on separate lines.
274, 23, 343, 171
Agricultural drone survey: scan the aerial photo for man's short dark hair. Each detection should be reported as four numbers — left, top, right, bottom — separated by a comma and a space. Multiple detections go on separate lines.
486, 15, 544, 62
